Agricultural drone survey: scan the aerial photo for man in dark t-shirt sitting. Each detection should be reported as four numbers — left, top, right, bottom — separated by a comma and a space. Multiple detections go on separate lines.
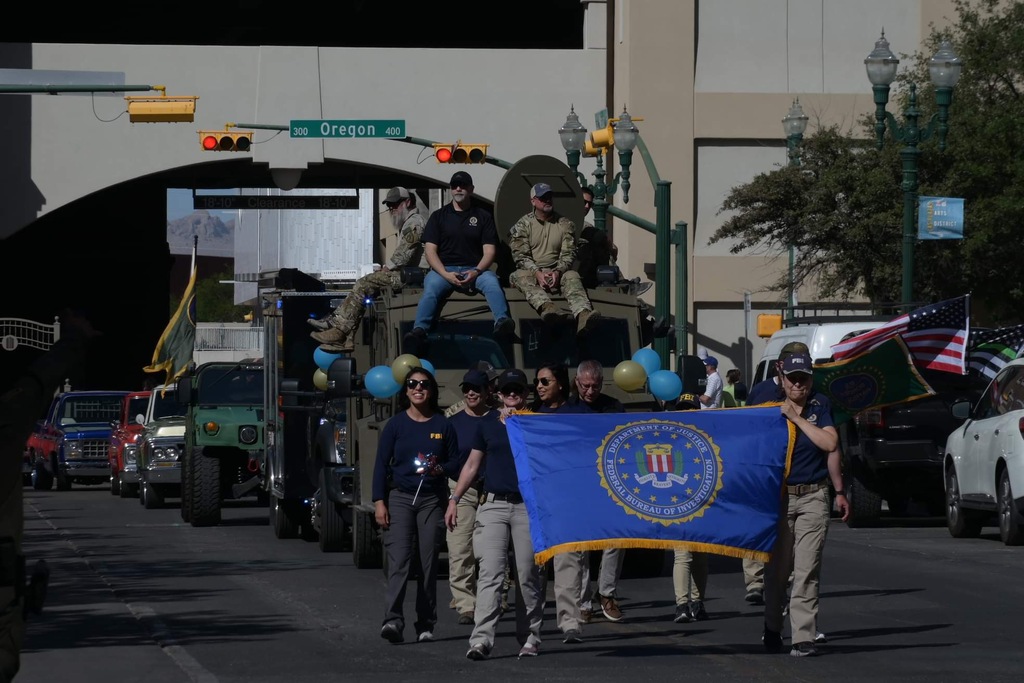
404, 171, 513, 354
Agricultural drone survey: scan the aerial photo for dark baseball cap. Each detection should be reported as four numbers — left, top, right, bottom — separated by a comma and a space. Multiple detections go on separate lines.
781, 353, 813, 375
676, 393, 701, 410
460, 369, 489, 389
381, 187, 410, 205
779, 341, 810, 359
496, 368, 529, 391
471, 360, 500, 381
450, 171, 473, 187
530, 182, 553, 198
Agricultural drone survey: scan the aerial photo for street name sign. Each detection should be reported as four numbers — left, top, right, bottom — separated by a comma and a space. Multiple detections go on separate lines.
289, 119, 406, 139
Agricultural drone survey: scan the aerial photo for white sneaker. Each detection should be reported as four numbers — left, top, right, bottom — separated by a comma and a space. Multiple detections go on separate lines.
417, 631, 434, 642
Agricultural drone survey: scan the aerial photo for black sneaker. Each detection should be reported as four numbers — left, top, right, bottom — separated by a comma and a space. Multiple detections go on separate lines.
762, 626, 783, 653
673, 604, 692, 624
402, 327, 427, 354
745, 588, 764, 605
493, 317, 514, 335
790, 641, 817, 657
380, 622, 404, 643
689, 600, 708, 621
466, 643, 490, 660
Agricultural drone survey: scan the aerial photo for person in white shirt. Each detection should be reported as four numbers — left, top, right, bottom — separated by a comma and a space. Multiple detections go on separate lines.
699, 356, 723, 409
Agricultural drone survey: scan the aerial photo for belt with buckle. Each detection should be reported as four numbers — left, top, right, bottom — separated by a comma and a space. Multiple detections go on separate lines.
484, 491, 523, 504
786, 480, 829, 496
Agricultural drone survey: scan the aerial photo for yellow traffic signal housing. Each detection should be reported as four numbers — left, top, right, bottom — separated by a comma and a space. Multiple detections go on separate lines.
432, 142, 488, 164
757, 314, 784, 338
199, 130, 253, 152
125, 95, 198, 123
584, 124, 615, 157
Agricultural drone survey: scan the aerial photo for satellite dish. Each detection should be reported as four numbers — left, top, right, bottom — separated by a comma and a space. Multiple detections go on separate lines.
493, 155, 585, 285
494, 155, 585, 244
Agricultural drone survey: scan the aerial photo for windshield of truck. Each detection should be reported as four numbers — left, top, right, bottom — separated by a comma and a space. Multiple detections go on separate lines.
521, 316, 632, 368
152, 388, 187, 419
60, 395, 124, 425
197, 367, 264, 405
408, 321, 512, 370
127, 396, 149, 421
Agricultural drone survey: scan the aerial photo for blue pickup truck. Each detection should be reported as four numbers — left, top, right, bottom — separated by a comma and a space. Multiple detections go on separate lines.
26, 390, 128, 490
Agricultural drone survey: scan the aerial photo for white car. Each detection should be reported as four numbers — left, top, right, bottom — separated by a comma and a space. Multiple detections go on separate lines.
943, 358, 1024, 545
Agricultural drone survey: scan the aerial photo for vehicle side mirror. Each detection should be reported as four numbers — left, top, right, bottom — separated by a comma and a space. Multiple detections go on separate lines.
951, 399, 972, 420
326, 357, 358, 397
135, 414, 145, 425
177, 381, 192, 404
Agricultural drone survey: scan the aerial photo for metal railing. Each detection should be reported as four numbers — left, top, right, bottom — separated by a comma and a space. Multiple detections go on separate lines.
0, 316, 60, 352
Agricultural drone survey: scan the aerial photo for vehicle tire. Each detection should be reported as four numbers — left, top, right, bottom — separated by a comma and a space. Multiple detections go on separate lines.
110, 470, 121, 496
946, 465, 983, 538
997, 470, 1024, 546
54, 456, 71, 491
317, 469, 347, 553
352, 508, 383, 569
119, 476, 135, 499
270, 495, 299, 539
191, 448, 222, 527
32, 462, 53, 491
142, 481, 164, 509
886, 495, 909, 516
845, 476, 881, 528
180, 448, 193, 523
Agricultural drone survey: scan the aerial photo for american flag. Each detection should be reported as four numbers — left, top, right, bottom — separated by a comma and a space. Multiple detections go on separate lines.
967, 323, 1024, 380
830, 295, 970, 374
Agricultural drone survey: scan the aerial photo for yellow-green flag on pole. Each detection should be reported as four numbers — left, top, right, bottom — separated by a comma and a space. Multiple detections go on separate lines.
143, 235, 197, 387
813, 336, 935, 425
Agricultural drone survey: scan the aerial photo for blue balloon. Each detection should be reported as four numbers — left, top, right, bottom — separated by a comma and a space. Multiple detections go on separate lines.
632, 347, 661, 376
313, 347, 343, 371
648, 369, 683, 402
365, 364, 401, 399
418, 358, 435, 375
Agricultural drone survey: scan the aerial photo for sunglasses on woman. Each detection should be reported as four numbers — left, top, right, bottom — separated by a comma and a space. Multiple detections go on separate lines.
405, 379, 431, 390
535, 377, 554, 387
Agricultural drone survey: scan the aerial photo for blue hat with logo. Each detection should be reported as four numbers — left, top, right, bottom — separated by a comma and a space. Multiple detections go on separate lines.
703, 356, 718, 368
530, 182, 553, 199
782, 353, 813, 375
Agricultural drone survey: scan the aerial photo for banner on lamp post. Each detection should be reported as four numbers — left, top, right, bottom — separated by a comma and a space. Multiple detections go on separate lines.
918, 196, 964, 240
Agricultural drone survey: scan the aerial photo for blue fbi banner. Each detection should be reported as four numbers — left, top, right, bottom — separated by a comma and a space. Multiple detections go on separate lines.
918, 196, 965, 240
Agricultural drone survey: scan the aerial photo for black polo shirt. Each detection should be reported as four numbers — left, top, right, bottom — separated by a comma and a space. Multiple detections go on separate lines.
423, 203, 499, 267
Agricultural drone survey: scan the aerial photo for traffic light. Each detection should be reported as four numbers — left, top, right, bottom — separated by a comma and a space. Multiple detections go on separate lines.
125, 95, 198, 123
432, 142, 488, 164
198, 130, 253, 152
584, 124, 615, 157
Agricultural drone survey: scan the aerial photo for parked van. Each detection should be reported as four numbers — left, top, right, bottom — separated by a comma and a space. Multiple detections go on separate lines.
753, 321, 886, 385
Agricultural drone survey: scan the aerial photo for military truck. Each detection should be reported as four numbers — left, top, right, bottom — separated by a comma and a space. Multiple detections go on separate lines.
261, 269, 355, 552
312, 268, 696, 571
177, 360, 266, 527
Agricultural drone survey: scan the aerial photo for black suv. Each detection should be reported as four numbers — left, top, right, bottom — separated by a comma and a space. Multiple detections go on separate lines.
840, 367, 987, 526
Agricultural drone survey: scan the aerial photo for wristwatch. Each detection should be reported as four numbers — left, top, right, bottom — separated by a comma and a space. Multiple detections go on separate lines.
833, 489, 847, 497
449, 494, 461, 503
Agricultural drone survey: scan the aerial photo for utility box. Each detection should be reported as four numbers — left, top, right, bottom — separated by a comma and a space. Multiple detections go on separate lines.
757, 313, 783, 338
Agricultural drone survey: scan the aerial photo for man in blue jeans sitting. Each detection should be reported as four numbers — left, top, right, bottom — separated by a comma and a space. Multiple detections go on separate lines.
404, 170, 513, 354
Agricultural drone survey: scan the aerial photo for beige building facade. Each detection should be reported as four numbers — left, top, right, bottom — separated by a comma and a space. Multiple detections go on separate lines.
1, 0, 960, 377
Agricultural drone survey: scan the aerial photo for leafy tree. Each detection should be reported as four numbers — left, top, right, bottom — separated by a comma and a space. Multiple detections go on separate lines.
169, 266, 251, 322
711, 0, 1024, 324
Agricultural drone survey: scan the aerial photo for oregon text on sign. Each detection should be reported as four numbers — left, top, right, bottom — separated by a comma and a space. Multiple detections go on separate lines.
289, 119, 406, 139
193, 195, 360, 210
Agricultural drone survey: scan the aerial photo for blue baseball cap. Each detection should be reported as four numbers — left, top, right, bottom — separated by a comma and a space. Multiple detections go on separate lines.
530, 182, 553, 199
703, 356, 718, 367
782, 353, 813, 375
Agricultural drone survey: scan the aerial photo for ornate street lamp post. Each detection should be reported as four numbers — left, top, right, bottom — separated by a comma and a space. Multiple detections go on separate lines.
865, 31, 963, 311
781, 98, 808, 318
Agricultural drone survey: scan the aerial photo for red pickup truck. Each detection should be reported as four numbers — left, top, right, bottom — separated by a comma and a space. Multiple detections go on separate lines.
108, 391, 152, 497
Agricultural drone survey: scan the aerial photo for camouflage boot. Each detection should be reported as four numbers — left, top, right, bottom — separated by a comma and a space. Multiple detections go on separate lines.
539, 302, 563, 325
576, 309, 600, 336
311, 327, 354, 353
306, 314, 339, 331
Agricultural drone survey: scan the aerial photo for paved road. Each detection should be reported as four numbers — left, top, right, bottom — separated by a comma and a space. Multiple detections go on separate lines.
15, 486, 1024, 682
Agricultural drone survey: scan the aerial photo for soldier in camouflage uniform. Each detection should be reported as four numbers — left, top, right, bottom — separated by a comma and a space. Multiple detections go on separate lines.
2, 311, 97, 682
508, 183, 598, 336
310, 187, 428, 352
